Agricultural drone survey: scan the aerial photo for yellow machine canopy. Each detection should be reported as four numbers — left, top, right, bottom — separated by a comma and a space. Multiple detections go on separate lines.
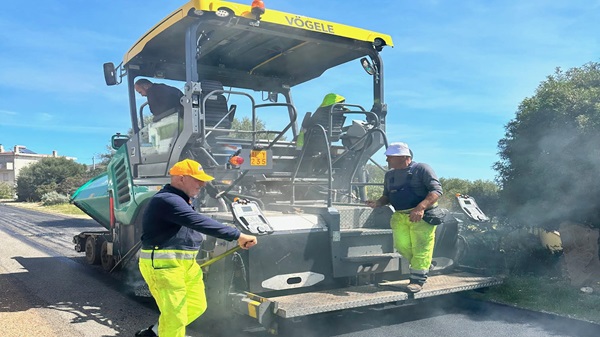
122, 0, 394, 90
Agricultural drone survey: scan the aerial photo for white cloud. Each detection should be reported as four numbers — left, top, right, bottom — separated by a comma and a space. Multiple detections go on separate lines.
36, 112, 54, 122
0, 109, 17, 116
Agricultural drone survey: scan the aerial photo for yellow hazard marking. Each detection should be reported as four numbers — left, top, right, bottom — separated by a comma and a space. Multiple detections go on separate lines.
247, 300, 261, 318
250, 150, 267, 166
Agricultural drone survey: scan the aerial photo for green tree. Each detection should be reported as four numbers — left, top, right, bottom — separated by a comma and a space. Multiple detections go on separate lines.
495, 62, 600, 231
16, 157, 87, 201
439, 177, 472, 209
439, 178, 500, 217
0, 182, 15, 199
97, 144, 116, 166
231, 116, 279, 140
365, 163, 386, 200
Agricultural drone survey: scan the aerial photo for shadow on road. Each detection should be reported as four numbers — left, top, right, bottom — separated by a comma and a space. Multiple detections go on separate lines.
1, 255, 156, 337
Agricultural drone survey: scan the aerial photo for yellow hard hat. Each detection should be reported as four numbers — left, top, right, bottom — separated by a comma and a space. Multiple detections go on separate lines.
319, 93, 345, 108
169, 159, 214, 182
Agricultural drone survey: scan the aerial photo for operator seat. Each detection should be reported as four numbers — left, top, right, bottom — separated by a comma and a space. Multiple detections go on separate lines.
306, 104, 346, 142
201, 80, 234, 130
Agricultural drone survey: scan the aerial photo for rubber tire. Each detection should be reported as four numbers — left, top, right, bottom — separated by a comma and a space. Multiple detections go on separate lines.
85, 236, 100, 265
100, 240, 116, 272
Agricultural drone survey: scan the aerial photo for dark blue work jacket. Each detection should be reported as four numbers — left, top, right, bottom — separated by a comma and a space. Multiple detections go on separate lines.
141, 184, 240, 251
383, 162, 442, 211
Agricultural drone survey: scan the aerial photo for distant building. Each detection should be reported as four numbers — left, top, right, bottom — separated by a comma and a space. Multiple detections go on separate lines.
0, 144, 76, 186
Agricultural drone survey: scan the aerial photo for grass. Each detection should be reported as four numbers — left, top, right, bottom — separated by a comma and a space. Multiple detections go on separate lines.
1, 200, 88, 217
45, 203, 88, 216
2, 200, 599, 324
467, 274, 600, 324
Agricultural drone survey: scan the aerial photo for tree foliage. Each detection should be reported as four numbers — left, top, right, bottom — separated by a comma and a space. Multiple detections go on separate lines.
231, 116, 280, 140
439, 178, 500, 217
97, 144, 116, 166
16, 157, 88, 201
0, 182, 14, 199
365, 163, 386, 200
495, 62, 600, 230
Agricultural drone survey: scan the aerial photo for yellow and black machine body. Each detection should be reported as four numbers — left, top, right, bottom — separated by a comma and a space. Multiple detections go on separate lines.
71, 0, 501, 333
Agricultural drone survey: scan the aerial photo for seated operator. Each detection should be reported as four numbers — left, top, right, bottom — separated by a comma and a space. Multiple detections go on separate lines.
308, 93, 347, 139
311, 93, 346, 123
134, 79, 184, 122
297, 93, 347, 148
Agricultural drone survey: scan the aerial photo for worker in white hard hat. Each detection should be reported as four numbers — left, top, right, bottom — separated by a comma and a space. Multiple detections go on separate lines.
366, 142, 443, 293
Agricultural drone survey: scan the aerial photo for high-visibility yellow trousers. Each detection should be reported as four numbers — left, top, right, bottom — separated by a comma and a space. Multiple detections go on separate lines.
139, 249, 207, 337
390, 212, 436, 273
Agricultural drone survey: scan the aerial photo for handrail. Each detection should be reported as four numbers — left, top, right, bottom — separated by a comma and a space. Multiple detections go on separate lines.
331, 126, 387, 166
254, 102, 297, 150
292, 102, 387, 205
327, 103, 380, 139
291, 124, 333, 207
205, 108, 236, 136
201, 89, 256, 141
138, 102, 149, 128
336, 109, 380, 127
200, 91, 297, 150
347, 128, 388, 202
368, 157, 388, 173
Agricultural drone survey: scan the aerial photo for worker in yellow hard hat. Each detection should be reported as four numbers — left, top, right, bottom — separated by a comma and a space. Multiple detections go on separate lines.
297, 93, 347, 148
319, 93, 346, 107
136, 159, 258, 337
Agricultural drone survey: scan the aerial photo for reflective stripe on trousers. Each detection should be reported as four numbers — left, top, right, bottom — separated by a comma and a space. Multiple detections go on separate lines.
139, 249, 206, 337
390, 212, 436, 273
140, 249, 198, 263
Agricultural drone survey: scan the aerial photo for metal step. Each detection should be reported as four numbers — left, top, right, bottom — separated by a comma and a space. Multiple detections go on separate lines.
267, 272, 503, 318
340, 228, 393, 236
341, 252, 401, 263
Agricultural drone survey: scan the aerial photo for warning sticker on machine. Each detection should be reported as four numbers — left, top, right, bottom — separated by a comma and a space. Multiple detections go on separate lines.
250, 150, 268, 166
240, 148, 273, 170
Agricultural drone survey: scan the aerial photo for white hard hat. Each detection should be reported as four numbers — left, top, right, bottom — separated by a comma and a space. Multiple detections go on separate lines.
385, 142, 412, 157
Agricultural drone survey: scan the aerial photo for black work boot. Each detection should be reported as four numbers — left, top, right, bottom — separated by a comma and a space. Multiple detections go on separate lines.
135, 325, 158, 337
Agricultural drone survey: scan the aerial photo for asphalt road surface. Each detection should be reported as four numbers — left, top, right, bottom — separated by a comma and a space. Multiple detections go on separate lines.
1, 203, 598, 337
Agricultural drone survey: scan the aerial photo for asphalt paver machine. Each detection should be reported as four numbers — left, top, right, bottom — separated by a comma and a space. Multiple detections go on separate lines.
71, 1, 501, 333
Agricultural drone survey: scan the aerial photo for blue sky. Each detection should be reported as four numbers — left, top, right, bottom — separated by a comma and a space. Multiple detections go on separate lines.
1, 0, 599, 181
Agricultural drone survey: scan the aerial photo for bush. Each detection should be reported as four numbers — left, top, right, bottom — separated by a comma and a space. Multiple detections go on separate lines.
35, 182, 58, 200
0, 182, 15, 199
41, 191, 70, 206
57, 176, 91, 196
458, 220, 563, 276
16, 157, 87, 201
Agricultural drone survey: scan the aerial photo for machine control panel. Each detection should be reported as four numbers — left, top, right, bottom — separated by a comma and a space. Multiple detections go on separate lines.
231, 199, 274, 235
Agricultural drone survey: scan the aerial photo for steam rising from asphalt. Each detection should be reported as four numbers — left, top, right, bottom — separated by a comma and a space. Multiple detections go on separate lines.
504, 126, 600, 228
117, 256, 151, 298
